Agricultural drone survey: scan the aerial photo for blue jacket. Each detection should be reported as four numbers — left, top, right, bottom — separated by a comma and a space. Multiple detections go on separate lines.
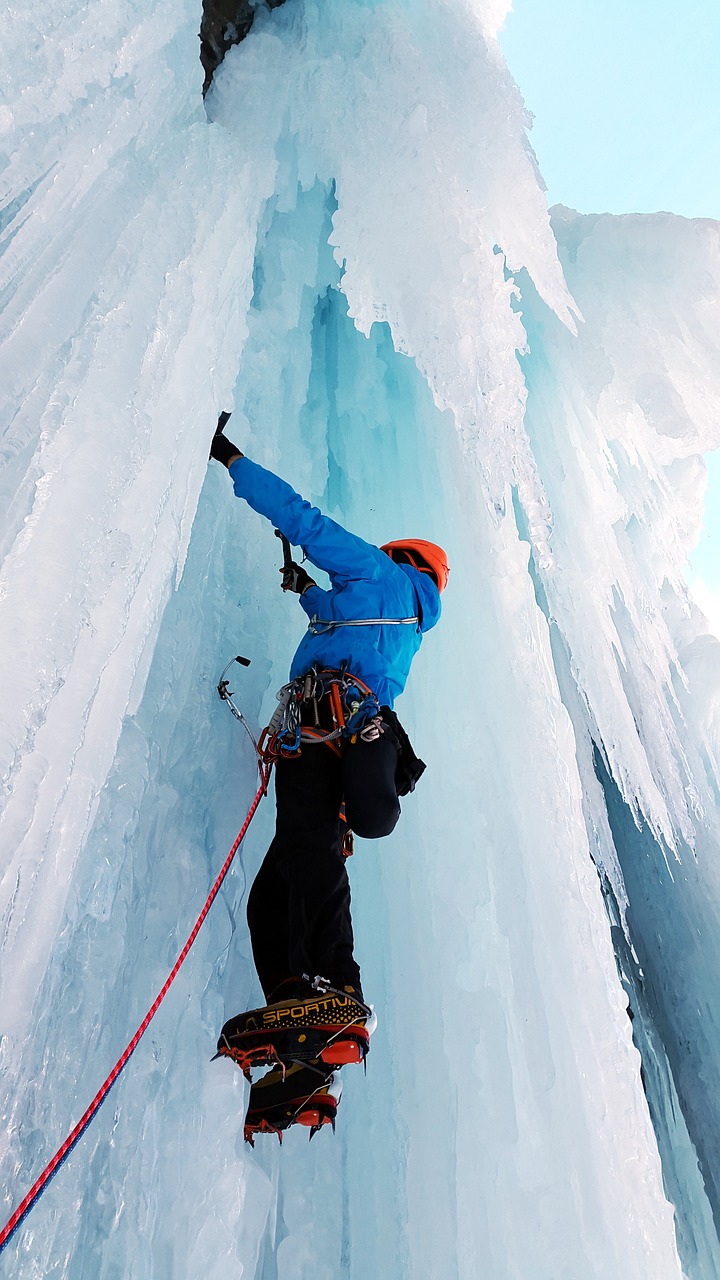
229, 458, 441, 708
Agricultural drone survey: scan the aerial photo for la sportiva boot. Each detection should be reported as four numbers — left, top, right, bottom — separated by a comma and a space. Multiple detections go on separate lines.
215, 976, 373, 1078
243, 1060, 343, 1145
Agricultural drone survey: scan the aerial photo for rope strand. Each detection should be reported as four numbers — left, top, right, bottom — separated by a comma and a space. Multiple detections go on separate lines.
0, 765, 272, 1257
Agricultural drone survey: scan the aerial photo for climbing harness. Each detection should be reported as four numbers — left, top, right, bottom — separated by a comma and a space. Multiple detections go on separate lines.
0, 718, 272, 1257
256, 666, 384, 760
247, 668, 382, 863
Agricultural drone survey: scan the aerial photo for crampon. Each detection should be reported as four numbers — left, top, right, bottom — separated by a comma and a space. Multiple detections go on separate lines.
243, 1061, 343, 1145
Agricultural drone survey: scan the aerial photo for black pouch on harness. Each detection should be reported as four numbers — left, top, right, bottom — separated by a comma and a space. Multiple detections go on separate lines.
380, 707, 426, 797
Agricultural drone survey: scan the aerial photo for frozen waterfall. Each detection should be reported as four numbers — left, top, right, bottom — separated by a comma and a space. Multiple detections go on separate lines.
2, 1, 720, 1277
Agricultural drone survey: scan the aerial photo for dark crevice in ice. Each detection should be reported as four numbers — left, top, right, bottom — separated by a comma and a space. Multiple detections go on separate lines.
592, 748, 720, 1279
200, 0, 289, 97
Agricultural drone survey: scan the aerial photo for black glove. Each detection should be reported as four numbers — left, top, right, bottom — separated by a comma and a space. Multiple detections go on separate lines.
280, 562, 317, 594
209, 411, 243, 466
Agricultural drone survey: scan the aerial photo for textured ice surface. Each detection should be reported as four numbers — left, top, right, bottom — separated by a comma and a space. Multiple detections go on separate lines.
2, 0, 720, 1277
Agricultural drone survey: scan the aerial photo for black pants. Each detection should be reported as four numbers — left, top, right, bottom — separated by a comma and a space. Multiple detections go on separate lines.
247, 733, 400, 1001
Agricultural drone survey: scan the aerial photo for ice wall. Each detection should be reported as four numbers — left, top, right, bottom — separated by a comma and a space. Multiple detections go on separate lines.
1, 0, 719, 1276
516, 206, 720, 1273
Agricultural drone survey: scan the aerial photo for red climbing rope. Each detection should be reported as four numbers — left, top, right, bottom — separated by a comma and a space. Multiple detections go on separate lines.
0, 763, 272, 1256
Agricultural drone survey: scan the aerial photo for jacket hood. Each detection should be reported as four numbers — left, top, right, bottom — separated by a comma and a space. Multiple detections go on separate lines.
399, 563, 442, 633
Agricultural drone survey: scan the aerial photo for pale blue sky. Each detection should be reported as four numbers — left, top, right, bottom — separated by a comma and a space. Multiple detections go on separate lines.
501, 0, 720, 218
500, 1, 720, 620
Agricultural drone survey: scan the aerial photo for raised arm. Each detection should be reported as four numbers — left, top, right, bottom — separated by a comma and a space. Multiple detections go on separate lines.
209, 414, 389, 582
229, 457, 386, 584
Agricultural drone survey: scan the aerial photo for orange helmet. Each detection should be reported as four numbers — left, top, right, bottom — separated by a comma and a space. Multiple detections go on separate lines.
381, 539, 450, 593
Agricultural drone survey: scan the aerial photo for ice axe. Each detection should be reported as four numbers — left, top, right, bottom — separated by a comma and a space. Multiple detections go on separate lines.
274, 528, 312, 593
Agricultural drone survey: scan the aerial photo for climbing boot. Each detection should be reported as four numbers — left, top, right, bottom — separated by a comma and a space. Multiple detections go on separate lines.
215, 977, 373, 1078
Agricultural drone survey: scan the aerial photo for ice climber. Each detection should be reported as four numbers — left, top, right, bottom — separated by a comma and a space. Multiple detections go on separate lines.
209, 413, 448, 1140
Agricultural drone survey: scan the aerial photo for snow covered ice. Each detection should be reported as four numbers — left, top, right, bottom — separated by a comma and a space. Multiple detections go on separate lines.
2, 0, 720, 1276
